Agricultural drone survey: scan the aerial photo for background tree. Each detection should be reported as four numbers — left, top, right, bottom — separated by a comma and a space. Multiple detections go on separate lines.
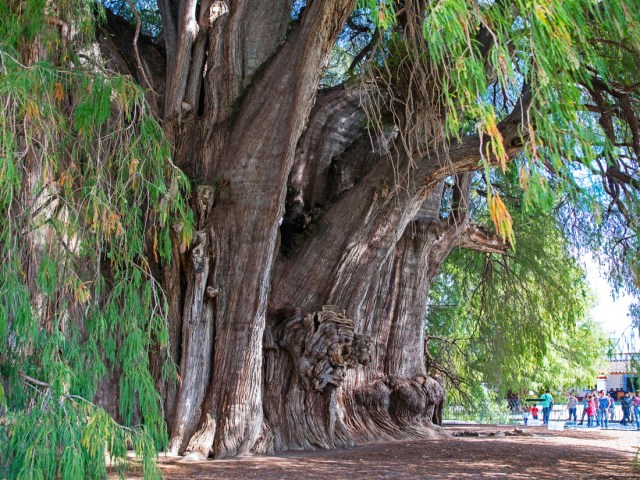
1, 0, 640, 477
426, 171, 609, 400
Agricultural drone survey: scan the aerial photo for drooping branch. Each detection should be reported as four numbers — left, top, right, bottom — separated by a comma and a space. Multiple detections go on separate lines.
123, 0, 155, 92
578, 74, 640, 229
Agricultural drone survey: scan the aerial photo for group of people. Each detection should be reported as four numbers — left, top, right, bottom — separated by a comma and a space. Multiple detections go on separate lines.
519, 388, 640, 429
575, 389, 640, 429
578, 390, 612, 428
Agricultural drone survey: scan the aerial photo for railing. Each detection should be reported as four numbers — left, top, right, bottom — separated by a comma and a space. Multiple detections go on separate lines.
444, 404, 518, 425
444, 402, 633, 425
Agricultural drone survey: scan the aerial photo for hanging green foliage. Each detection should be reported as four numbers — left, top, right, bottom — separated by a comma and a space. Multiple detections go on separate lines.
426, 170, 609, 401
0, 1, 192, 478
353, 0, 640, 266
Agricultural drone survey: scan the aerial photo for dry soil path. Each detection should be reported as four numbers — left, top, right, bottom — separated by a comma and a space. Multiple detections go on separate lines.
118, 424, 640, 479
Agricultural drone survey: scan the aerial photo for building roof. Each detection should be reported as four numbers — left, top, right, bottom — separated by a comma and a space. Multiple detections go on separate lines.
608, 359, 633, 374
600, 353, 639, 375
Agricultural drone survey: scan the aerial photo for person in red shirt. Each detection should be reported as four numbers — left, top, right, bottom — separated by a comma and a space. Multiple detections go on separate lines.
531, 405, 539, 420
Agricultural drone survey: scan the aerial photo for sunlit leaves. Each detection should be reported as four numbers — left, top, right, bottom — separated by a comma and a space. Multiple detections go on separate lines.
352, 0, 640, 254
4, 396, 159, 480
488, 192, 514, 245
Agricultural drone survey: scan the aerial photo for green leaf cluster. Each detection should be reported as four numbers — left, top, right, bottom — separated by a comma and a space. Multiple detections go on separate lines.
0, 1, 192, 478
352, 1, 640, 270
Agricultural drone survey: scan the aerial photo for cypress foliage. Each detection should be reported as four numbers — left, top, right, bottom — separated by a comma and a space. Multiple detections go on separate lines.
0, 1, 192, 478
357, 0, 640, 259
427, 187, 608, 399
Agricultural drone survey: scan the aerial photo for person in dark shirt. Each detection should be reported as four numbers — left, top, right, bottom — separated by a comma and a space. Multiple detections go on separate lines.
621, 392, 633, 425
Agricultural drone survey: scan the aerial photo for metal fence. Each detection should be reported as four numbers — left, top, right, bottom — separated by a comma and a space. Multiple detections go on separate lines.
445, 402, 635, 425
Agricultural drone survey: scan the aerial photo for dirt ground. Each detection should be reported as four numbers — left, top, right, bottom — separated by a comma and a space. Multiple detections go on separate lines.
118, 425, 640, 479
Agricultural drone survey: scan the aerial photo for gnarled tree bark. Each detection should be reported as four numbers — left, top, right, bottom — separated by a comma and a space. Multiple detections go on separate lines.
95, 1, 519, 459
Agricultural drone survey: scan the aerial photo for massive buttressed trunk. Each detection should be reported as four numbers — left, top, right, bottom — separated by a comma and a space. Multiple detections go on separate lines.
96, 1, 523, 458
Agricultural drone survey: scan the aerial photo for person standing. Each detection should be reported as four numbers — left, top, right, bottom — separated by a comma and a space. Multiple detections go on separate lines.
633, 391, 640, 430
567, 392, 578, 423
579, 393, 589, 425
540, 390, 554, 425
531, 404, 539, 420
621, 391, 632, 425
587, 395, 597, 427
597, 391, 610, 428
608, 392, 616, 422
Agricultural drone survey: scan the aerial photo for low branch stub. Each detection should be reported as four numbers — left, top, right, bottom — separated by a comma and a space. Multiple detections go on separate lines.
209, 2, 229, 26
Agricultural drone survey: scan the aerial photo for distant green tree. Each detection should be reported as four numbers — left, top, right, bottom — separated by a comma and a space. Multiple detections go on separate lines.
426, 173, 609, 401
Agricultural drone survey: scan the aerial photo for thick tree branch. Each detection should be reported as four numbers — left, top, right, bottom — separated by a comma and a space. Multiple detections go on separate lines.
347, 27, 380, 75
158, 0, 178, 72
423, 83, 532, 178
450, 173, 472, 223
456, 223, 510, 255
98, 10, 166, 115
164, 0, 222, 119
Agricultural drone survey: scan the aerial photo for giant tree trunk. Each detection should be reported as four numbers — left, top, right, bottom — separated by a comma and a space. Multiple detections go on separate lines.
95, 1, 523, 459
159, 0, 362, 458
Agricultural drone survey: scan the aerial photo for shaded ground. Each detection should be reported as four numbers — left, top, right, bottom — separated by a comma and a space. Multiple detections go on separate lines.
117, 425, 640, 479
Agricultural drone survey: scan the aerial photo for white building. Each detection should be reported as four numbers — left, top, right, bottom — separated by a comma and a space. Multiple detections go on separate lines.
598, 352, 639, 393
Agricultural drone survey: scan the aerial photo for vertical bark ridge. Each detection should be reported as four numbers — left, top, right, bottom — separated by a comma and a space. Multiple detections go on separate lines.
176, 0, 358, 458
167, 231, 215, 454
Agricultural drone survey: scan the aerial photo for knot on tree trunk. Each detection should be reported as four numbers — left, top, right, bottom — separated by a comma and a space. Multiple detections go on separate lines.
352, 374, 445, 428
388, 374, 445, 426
190, 230, 208, 273
196, 185, 215, 228
273, 305, 371, 391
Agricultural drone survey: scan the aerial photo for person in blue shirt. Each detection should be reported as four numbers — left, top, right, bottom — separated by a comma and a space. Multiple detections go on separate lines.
597, 391, 610, 428
540, 390, 554, 425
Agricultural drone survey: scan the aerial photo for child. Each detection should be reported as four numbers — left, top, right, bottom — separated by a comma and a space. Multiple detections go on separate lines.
567, 392, 578, 423
586, 395, 596, 427
531, 405, 539, 420
523, 407, 530, 426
